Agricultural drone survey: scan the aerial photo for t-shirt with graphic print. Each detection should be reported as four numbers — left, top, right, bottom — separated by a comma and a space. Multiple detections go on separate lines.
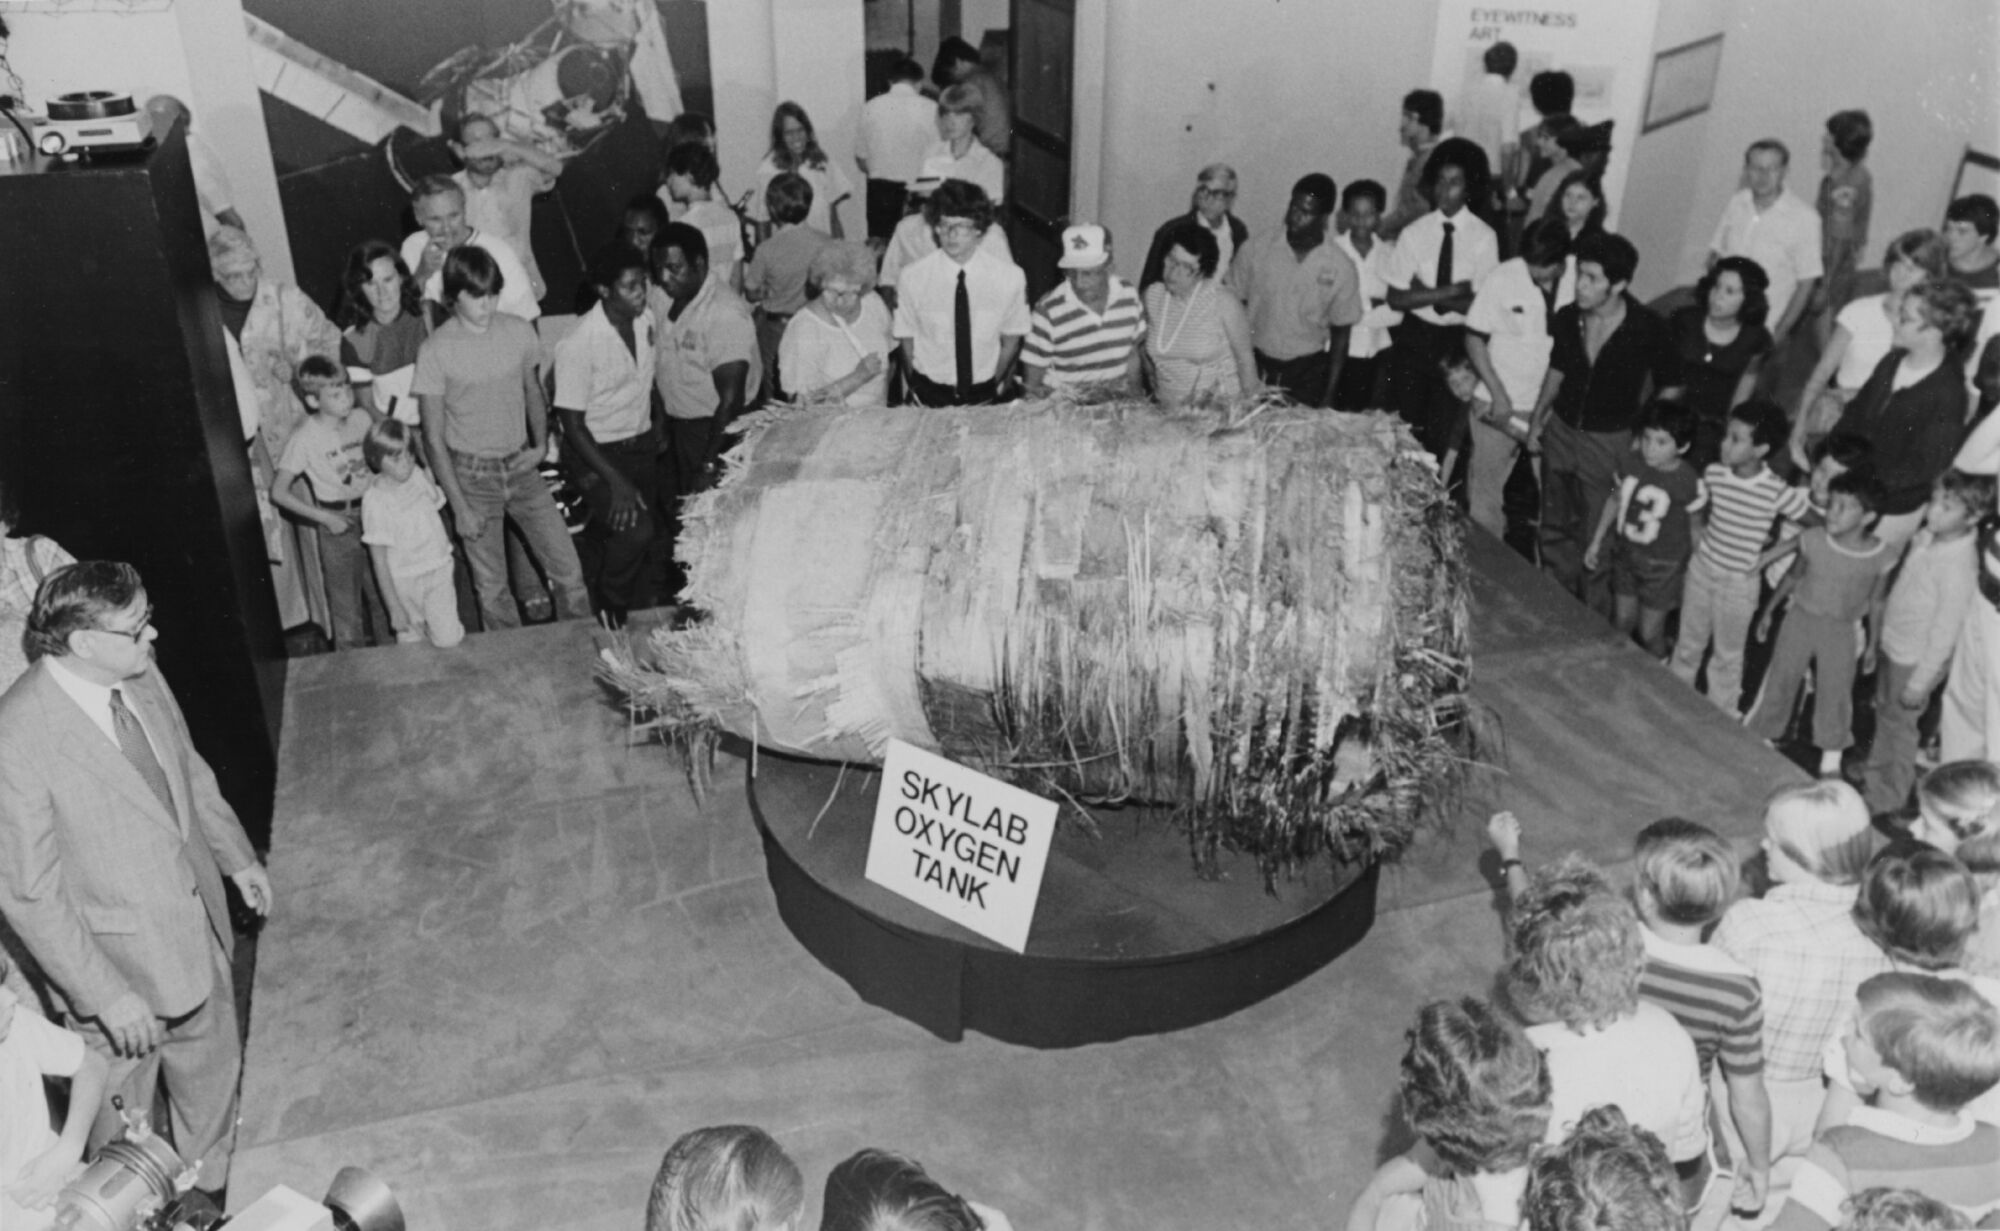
277, 411, 373, 503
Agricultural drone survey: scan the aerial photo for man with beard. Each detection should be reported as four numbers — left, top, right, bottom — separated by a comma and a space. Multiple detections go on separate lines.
1227, 173, 1361, 407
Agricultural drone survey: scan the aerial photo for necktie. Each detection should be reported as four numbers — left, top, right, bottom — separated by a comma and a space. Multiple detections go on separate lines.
954, 270, 974, 399
109, 688, 175, 818
1436, 220, 1455, 288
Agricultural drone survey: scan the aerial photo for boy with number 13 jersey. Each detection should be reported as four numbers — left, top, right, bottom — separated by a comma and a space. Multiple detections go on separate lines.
1586, 400, 1708, 657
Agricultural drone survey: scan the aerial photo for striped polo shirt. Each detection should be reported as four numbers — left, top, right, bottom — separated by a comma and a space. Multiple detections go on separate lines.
1695, 462, 1809, 573
1022, 276, 1145, 389
1772, 1108, 2000, 1231
1639, 927, 1764, 1079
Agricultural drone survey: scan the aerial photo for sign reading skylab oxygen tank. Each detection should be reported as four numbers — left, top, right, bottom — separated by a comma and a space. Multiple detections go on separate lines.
865, 739, 1058, 953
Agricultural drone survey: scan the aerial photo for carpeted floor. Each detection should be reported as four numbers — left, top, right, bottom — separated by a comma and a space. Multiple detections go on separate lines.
229, 532, 1803, 1230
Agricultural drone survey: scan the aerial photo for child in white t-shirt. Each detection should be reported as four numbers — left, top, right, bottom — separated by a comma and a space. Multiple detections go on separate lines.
2, 960, 110, 1231
273, 355, 383, 649
360, 419, 463, 648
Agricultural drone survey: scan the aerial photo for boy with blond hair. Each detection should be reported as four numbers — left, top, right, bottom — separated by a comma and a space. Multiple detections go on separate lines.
1713, 781, 1892, 1165
360, 419, 463, 648
1770, 973, 2000, 1231
1631, 818, 1773, 1215
271, 355, 385, 649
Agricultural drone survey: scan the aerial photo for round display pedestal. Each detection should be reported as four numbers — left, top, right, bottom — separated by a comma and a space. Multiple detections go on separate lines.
745, 749, 1380, 1048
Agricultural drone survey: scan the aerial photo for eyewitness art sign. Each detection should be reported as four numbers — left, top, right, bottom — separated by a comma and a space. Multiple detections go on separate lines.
865, 739, 1058, 953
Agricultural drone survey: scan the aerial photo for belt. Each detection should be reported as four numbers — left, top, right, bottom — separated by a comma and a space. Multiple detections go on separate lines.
907, 371, 1000, 406
316, 496, 364, 511
449, 447, 531, 471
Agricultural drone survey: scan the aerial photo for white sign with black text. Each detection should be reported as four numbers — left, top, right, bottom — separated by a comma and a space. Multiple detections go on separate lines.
864, 739, 1058, 953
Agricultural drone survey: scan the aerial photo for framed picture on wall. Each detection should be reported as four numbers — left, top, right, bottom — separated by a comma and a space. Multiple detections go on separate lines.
1642, 34, 1723, 134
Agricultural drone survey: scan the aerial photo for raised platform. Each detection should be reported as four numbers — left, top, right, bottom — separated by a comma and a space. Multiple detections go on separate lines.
231, 528, 1802, 1230
749, 752, 1378, 1046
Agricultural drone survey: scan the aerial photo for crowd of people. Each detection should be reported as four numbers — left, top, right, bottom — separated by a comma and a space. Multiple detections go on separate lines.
5, 31, 2000, 1231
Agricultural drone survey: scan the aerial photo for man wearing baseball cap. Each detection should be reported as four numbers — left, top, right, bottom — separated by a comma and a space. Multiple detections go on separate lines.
1022, 224, 1145, 396
1227, 173, 1363, 407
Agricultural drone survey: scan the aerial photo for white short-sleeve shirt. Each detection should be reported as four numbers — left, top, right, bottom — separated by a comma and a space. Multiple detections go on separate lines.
1528, 1002, 1709, 1163
892, 246, 1030, 384
1465, 256, 1558, 408
752, 155, 854, 235
860, 82, 940, 185
1333, 230, 1403, 359
919, 140, 1006, 202
552, 301, 656, 443
1385, 209, 1501, 326
398, 228, 542, 322
1708, 188, 1824, 325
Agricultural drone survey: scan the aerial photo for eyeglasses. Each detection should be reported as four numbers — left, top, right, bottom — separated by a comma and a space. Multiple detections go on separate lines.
1197, 186, 1237, 201
1163, 256, 1203, 275
94, 608, 153, 643
937, 221, 981, 238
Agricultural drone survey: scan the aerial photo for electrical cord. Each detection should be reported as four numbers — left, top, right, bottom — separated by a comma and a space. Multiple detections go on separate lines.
0, 95, 36, 155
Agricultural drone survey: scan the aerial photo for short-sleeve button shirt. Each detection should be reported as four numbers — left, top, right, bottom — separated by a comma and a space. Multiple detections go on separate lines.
1464, 256, 1559, 407
1385, 209, 1502, 327
650, 273, 761, 421
1229, 233, 1364, 360
1709, 188, 1824, 323
553, 301, 656, 443
892, 246, 1031, 384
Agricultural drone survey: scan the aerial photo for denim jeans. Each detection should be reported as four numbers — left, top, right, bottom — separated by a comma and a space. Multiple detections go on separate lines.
450, 448, 591, 631
314, 514, 387, 649
1669, 552, 1762, 714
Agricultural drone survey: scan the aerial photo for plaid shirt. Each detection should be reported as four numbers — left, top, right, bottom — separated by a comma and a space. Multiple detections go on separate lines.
1712, 880, 1895, 1082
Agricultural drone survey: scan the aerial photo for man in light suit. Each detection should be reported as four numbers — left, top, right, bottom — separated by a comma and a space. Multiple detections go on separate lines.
0, 561, 272, 1199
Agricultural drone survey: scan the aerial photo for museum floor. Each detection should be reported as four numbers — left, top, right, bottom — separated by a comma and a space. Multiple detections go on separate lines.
229, 530, 1803, 1230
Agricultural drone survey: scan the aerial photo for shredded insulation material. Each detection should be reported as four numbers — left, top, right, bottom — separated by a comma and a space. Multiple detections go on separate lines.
600, 394, 1472, 883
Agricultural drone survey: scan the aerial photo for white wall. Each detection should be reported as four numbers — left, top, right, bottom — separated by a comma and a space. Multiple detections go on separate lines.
1088, 0, 1441, 284
1, 0, 293, 281
961, 0, 1011, 46
706, 0, 778, 208
1618, 0, 1729, 301
771, 0, 868, 236
1081, 0, 1999, 296
710, 0, 866, 234
1630, 0, 2000, 298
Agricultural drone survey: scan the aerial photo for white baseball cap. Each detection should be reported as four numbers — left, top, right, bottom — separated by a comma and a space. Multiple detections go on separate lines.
1058, 224, 1109, 269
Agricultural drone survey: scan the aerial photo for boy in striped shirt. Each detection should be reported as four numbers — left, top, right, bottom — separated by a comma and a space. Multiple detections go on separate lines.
1022, 224, 1145, 396
1769, 973, 2000, 1231
1671, 400, 1809, 714
1632, 818, 1774, 1218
